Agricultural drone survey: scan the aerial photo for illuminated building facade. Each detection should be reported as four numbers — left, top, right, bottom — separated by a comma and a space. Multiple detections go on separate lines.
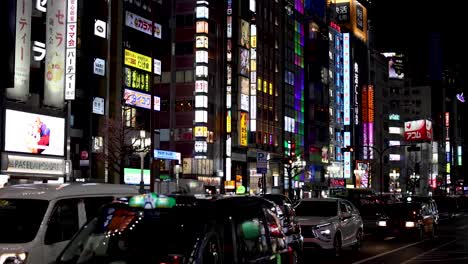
156, 0, 225, 191
326, 0, 370, 188
223, 0, 287, 194
327, 22, 345, 186
1, 0, 168, 186
282, 0, 306, 196
303, 0, 334, 193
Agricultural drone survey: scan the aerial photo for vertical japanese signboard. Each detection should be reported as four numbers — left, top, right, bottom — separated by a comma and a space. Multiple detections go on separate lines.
343, 33, 350, 126
344, 151, 351, 179
65, 0, 78, 100
9, 0, 32, 101
194, 1, 209, 159
44, 0, 67, 108
225, 0, 232, 183
239, 112, 248, 146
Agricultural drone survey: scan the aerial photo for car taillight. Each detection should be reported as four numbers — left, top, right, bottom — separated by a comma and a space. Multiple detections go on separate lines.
160, 255, 181, 264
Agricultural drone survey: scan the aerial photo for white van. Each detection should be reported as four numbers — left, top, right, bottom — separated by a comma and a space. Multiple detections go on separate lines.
0, 183, 139, 264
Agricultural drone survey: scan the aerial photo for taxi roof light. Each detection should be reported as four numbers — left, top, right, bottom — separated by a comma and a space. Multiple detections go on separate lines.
129, 193, 176, 209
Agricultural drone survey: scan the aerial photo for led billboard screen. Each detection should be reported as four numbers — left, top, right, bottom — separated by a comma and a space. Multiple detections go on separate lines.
4, 109, 65, 156
382, 52, 405, 79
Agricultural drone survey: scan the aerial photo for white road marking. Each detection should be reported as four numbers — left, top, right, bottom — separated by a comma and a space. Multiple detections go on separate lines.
399, 239, 457, 264
352, 240, 427, 264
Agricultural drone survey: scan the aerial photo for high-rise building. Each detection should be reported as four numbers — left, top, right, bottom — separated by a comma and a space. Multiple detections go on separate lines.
154, 0, 304, 195
303, 2, 331, 195
326, 0, 371, 189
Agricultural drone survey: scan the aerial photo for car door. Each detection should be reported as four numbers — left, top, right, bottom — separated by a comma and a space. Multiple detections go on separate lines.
339, 200, 353, 245
43, 199, 80, 264
234, 205, 278, 264
343, 201, 361, 240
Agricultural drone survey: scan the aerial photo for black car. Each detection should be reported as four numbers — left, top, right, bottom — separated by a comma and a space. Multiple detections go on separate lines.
56, 193, 297, 264
375, 201, 438, 240
261, 194, 303, 258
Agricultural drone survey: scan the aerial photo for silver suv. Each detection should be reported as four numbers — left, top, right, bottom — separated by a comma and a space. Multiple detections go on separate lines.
295, 198, 363, 256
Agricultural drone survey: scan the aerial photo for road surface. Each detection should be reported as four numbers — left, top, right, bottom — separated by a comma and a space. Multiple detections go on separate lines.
304, 213, 468, 263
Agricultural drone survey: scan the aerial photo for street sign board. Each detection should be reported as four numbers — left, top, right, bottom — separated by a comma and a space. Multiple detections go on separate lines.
257, 151, 267, 174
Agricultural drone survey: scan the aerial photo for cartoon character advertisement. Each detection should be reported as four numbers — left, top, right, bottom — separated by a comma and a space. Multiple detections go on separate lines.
4, 110, 65, 156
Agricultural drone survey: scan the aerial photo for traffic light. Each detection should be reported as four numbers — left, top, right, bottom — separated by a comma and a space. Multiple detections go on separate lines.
291, 141, 296, 157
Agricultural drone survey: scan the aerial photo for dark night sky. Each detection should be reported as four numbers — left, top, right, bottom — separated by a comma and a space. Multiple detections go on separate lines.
371, 1, 467, 145
372, 1, 466, 70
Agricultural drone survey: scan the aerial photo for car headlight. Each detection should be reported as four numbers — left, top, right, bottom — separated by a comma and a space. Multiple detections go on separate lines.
405, 221, 415, 228
0, 252, 27, 264
377, 221, 387, 227
315, 223, 331, 229
314, 223, 332, 239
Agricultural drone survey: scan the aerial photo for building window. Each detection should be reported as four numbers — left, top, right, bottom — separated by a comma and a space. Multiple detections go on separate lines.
176, 14, 194, 28
176, 71, 185, 83
176, 100, 193, 112
175, 42, 194, 55
123, 106, 136, 127
390, 87, 399, 95
161, 72, 171, 83
185, 70, 193, 82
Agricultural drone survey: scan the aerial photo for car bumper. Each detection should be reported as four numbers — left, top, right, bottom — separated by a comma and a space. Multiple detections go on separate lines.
376, 226, 420, 237
303, 236, 334, 250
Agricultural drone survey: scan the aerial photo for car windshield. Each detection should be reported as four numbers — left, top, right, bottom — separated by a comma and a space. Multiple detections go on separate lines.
58, 204, 205, 264
383, 203, 421, 218
295, 200, 338, 217
0, 199, 49, 243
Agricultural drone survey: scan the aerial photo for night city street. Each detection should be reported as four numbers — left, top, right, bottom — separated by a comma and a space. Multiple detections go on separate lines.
306, 213, 468, 264
2, 0, 468, 263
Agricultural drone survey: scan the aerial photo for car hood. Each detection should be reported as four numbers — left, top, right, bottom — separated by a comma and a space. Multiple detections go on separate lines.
296, 216, 337, 226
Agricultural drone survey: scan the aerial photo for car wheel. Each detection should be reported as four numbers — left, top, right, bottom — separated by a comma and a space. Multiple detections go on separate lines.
352, 229, 363, 251
333, 234, 342, 257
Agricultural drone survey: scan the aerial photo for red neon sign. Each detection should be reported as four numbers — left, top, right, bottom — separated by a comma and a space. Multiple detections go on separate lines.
329, 22, 341, 32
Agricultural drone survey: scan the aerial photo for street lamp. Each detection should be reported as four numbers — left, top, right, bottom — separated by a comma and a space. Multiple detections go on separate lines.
409, 172, 420, 195
389, 169, 400, 193
132, 130, 151, 194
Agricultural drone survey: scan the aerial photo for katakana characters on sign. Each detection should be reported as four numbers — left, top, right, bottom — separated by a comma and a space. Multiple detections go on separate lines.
36, 0, 47, 12
56, 9, 65, 24
33, 41, 46, 61
55, 32, 63, 46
